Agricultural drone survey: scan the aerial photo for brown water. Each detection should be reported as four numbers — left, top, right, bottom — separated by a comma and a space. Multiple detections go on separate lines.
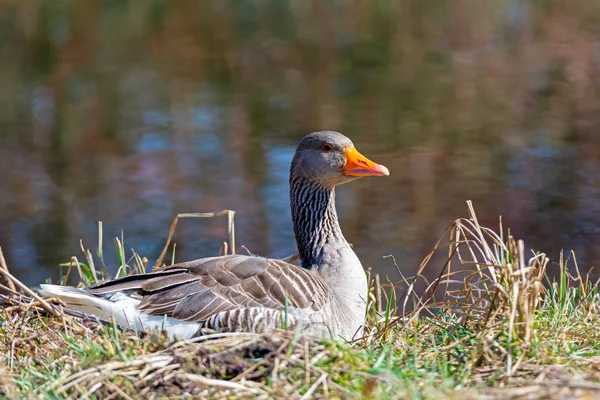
2, 1, 600, 286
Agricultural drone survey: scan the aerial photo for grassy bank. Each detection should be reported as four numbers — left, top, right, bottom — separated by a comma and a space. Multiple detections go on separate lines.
1, 203, 599, 399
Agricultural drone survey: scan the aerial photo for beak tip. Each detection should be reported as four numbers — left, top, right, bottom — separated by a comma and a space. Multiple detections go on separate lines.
378, 164, 390, 176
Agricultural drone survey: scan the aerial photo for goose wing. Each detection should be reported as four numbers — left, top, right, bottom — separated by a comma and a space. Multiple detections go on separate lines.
87, 254, 329, 323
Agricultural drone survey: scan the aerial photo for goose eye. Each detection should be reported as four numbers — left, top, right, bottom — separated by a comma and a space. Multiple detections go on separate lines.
321, 144, 333, 152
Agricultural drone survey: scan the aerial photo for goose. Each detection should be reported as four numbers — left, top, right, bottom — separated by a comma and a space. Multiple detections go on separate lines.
39, 131, 389, 340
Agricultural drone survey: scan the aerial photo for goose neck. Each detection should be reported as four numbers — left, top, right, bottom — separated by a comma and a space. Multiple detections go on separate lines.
289, 177, 348, 270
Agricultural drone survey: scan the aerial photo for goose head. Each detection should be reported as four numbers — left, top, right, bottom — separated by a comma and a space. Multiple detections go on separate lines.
290, 131, 389, 189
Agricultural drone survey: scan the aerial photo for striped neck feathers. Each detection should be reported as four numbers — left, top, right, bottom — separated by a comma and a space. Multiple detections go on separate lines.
289, 176, 351, 270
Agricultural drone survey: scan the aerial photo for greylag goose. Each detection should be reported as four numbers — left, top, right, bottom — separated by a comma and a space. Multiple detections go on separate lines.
39, 131, 389, 340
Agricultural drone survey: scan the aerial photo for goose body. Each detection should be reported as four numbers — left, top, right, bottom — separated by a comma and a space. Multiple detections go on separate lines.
39, 131, 389, 340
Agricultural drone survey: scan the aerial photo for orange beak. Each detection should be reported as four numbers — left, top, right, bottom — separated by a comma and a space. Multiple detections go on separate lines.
343, 147, 390, 177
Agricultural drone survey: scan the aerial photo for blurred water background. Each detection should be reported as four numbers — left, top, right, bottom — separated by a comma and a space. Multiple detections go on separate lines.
2, 0, 600, 286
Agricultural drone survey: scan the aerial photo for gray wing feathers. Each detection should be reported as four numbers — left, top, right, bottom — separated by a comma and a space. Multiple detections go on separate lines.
85, 255, 329, 328
86, 269, 187, 294
140, 273, 198, 292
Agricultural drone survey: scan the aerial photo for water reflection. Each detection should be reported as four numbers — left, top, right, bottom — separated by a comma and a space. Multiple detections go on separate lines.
1, 1, 600, 286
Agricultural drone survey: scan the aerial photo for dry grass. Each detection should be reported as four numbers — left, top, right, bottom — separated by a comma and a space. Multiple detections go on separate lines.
1, 202, 599, 399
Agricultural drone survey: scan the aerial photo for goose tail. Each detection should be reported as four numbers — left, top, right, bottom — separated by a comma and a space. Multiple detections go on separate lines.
38, 284, 202, 339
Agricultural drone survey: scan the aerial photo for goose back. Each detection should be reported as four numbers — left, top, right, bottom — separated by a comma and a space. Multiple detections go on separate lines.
85, 254, 340, 335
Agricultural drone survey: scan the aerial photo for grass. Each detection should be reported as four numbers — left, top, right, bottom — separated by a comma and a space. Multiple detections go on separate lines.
1, 202, 599, 399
